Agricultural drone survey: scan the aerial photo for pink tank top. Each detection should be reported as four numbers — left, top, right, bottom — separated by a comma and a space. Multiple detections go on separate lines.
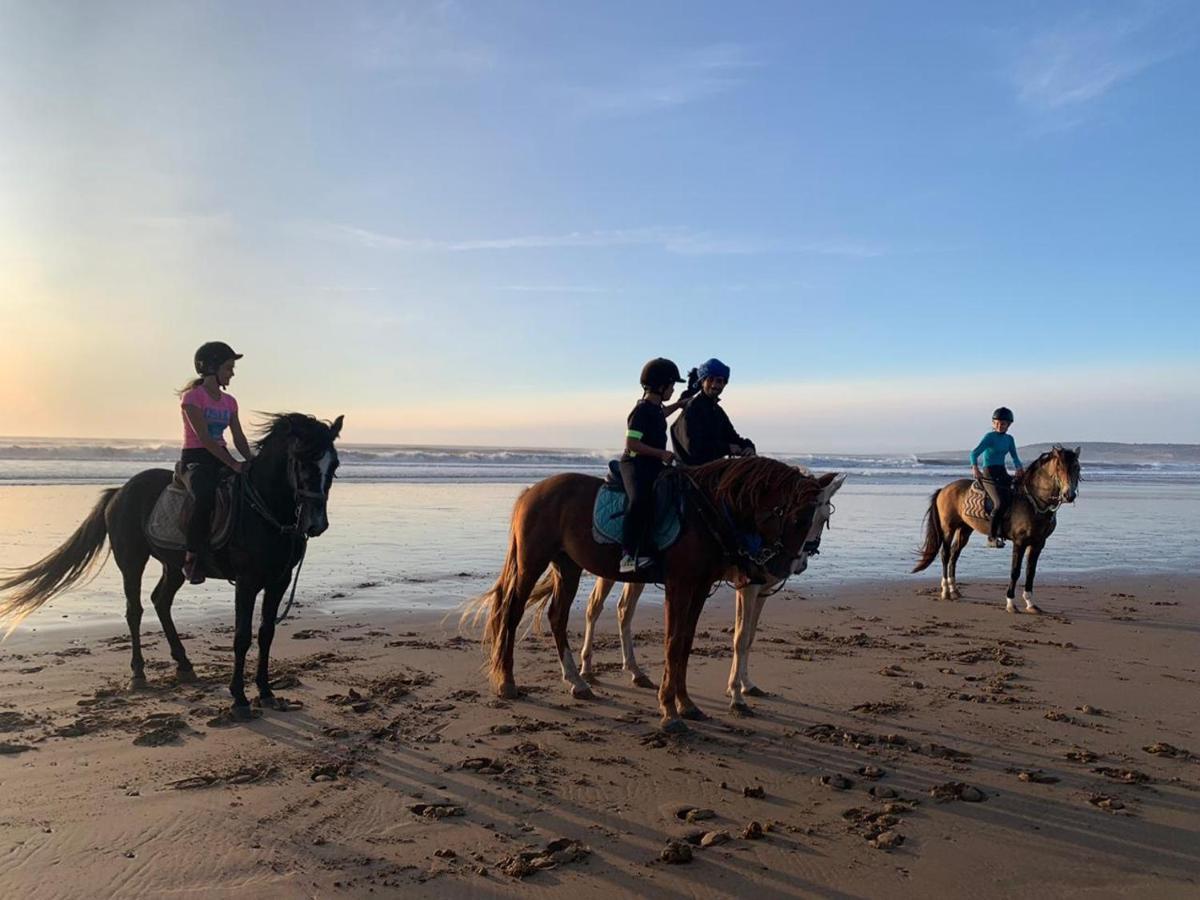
181, 387, 238, 450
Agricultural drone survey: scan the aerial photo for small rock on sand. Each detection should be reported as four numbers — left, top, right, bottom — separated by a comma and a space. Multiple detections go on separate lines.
741, 821, 765, 840
660, 841, 693, 864
817, 774, 853, 791
858, 765, 885, 779
929, 782, 985, 803
871, 830, 905, 850
700, 830, 730, 848
743, 785, 765, 799
684, 808, 715, 823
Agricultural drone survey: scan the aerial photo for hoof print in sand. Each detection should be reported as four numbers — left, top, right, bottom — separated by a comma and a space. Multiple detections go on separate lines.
410, 803, 465, 819
499, 838, 590, 877
1088, 793, 1128, 813
929, 782, 985, 803
659, 840, 693, 864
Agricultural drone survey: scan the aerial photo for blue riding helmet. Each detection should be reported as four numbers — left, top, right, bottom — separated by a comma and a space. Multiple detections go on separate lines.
697, 358, 731, 382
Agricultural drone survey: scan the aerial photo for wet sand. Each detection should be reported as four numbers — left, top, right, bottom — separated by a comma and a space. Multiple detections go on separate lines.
1, 574, 1197, 898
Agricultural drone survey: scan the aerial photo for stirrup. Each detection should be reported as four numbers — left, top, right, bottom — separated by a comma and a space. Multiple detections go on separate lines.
634, 556, 655, 571
619, 554, 637, 574
987, 537, 1006, 549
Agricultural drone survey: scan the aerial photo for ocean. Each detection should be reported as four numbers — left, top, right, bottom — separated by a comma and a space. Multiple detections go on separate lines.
2, 439, 1198, 630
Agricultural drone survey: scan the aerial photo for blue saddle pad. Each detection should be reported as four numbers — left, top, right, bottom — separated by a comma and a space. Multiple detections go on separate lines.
592, 483, 682, 550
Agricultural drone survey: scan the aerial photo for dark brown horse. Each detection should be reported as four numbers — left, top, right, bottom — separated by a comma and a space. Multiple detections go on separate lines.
913, 446, 1080, 613
464, 456, 824, 733
0, 413, 343, 716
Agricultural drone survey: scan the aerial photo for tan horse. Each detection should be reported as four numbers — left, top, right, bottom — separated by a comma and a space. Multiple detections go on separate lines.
913, 446, 1080, 612
464, 457, 824, 733
577, 472, 846, 715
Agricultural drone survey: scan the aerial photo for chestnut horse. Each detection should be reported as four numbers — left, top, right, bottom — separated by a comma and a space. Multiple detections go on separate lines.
913, 446, 1080, 613
0, 413, 343, 716
577, 472, 846, 715
464, 457, 824, 733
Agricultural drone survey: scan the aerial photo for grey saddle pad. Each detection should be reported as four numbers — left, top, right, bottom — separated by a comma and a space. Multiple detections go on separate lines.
146, 483, 235, 551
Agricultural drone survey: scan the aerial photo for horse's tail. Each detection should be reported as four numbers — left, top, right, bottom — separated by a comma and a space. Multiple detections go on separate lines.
461, 499, 526, 692
911, 489, 944, 573
525, 570, 559, 634
0, 488, 118, 637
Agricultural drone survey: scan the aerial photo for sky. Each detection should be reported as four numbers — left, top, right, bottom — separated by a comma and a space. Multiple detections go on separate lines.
1, 1, 1198, 453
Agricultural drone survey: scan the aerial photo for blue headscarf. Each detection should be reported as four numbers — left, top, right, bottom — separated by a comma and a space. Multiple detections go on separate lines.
697, 358, 730, 382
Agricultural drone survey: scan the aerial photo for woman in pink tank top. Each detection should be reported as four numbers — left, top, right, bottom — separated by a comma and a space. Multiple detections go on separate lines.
178, 341, 255, 583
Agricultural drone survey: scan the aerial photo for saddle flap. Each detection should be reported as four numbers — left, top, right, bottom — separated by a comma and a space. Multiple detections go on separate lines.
147, 476, 236, 551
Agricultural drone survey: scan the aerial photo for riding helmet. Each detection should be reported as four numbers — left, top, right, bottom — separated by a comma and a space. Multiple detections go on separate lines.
697, 358, 731, 382
640, 358, 686, 389
992, 406, 1014, 422
194, 341, 244, 376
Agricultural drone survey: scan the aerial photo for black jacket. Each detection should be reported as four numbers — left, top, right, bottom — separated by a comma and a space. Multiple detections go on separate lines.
671, 393, 753, 465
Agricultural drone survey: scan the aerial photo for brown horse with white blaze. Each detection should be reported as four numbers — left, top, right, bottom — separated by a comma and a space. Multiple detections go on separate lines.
913, 446, 1080, 612
464, 456, 824, 733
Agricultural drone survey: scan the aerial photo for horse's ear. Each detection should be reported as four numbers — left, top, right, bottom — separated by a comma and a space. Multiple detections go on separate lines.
817, 472, 837, 487
330, 415, 344, 440
832, 472, 848, 491
1073, 446, 1081, 457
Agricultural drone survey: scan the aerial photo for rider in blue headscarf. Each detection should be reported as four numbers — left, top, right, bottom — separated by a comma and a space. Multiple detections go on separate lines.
671, 358, 755, 466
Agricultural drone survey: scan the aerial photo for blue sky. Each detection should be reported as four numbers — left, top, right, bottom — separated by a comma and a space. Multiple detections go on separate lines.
1, 1, 1197, 450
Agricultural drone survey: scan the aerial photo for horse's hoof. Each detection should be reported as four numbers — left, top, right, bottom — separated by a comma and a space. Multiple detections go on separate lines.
632, 674, 656, 690
730, 702, 754, 718
1024, 604, 1043, 615
744, 686, 768, 698
497, 682, 519, 700
176, 667, 199, 684
1005, 601, 1017, 614
661, 718, 690, 735
130, 674, 148, 690
230, 703, 256, 722
571, 684, 596, 701
680, 707, 709, 722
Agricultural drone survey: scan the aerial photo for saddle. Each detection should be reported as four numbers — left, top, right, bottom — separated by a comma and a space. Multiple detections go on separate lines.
145, 463, 237, 551
592, 462, 683, 550
962, 480, 994, 520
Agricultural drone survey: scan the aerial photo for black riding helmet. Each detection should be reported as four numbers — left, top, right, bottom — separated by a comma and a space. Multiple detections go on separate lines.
640, 357, 685, 390
992, 406, 1014, 422
194, 341, 243, 376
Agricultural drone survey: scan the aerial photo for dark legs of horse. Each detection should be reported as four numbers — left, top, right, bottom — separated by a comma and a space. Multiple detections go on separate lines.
945, 527, 971, 600
150, 564, 195, 680
1004, 541, 1040, 613
254, 579, 290, 708
545, 560, 591, 699
229, 578, 260, 716
119, 553, 149, 687
1022, 542, 1045, 614
936, 517, 952, 600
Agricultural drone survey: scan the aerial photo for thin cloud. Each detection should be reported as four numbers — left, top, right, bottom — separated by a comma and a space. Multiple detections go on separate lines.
320, 223, 884, 258
498, 284, 610, 294
351, 2, 496, 76
568, 43, 762, 117
1012, 14, 1187, 113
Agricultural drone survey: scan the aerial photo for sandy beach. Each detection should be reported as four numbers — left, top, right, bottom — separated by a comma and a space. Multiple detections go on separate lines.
1, 573, 1197, 898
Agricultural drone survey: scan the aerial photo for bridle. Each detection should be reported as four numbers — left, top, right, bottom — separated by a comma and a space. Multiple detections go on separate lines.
241, 452, 328, 536
1022, 456, 1077, 516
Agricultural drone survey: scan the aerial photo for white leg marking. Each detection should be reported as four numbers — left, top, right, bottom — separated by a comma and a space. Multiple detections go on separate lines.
579, 579, 612, 679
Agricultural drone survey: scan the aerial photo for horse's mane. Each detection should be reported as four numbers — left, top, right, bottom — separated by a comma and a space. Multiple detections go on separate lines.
255, 413, 338, 454
1027, 444, 1078, 473
686, 456, 821, 515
